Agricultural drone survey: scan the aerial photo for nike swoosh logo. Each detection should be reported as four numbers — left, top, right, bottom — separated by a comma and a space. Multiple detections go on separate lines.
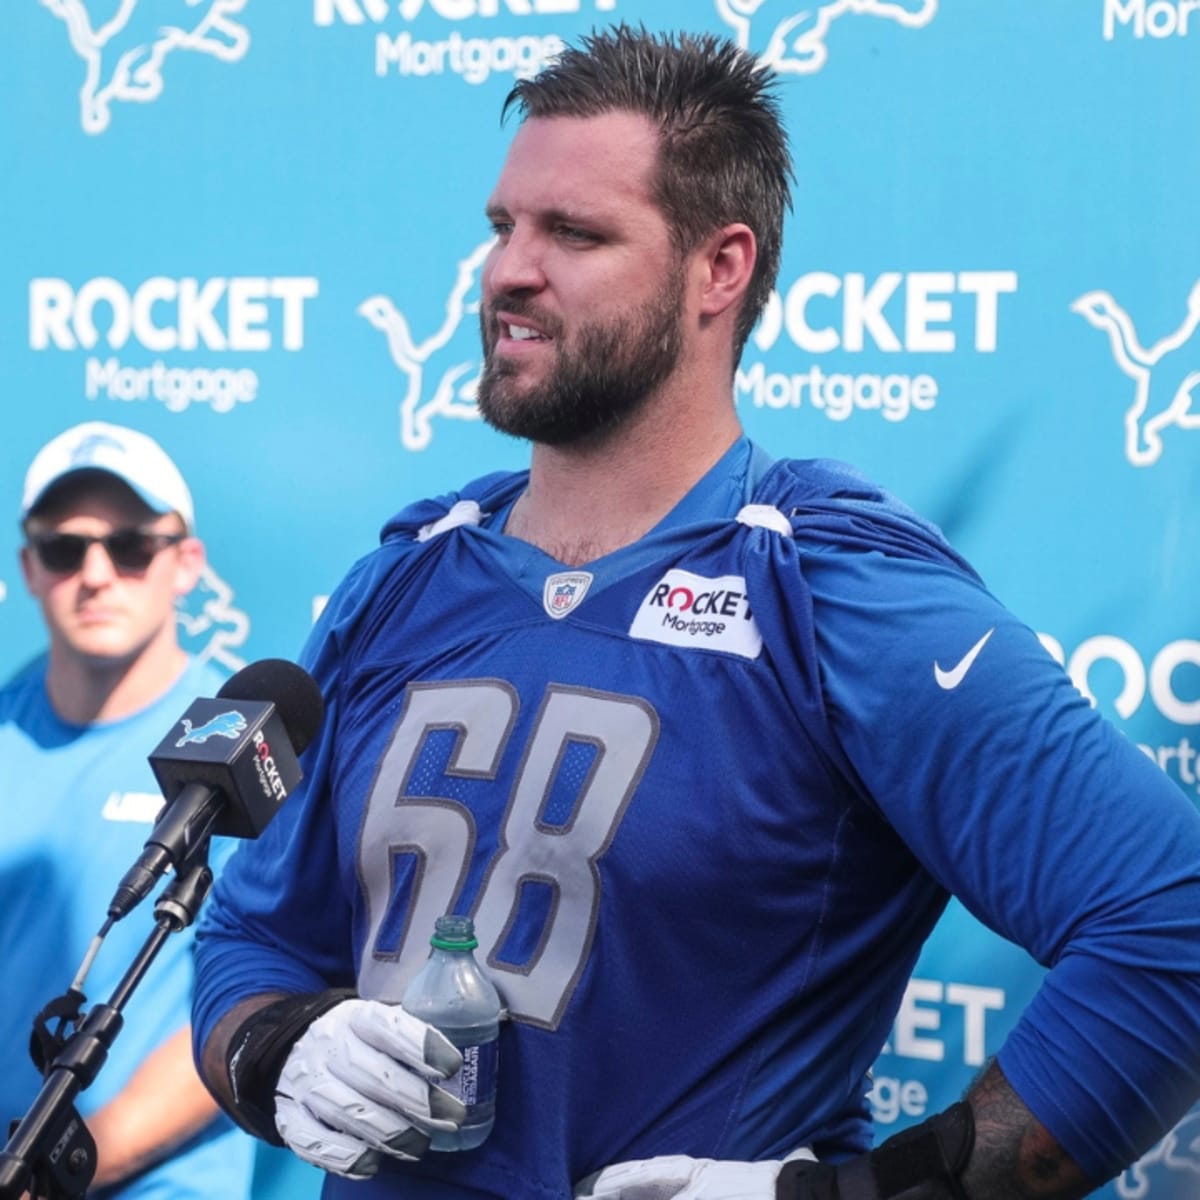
934, 628, 995, 690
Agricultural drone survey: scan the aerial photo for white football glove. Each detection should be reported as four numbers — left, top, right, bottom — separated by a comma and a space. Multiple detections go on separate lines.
274, 997, 465, 1178
574, 1149, 817, 1200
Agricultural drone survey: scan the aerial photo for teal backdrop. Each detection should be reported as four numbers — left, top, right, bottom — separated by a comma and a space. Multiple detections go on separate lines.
3, 3, 1199, 1197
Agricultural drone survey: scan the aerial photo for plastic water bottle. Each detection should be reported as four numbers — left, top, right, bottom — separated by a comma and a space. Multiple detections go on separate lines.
401, 914, 501, 1151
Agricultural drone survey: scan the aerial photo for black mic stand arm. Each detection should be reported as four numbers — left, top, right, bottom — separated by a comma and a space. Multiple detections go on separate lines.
0, 853, 214, 1199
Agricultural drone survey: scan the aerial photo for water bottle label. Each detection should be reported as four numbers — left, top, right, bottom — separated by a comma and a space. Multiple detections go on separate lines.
445, 1039, 498, 1110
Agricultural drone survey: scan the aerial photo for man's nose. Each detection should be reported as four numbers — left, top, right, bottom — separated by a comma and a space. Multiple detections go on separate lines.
78, 540, 119, 585
485, 230, 547, 296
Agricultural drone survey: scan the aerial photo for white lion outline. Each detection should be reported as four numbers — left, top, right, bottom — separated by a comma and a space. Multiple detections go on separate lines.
716, 0, 938, 74
41, 0, 250, 135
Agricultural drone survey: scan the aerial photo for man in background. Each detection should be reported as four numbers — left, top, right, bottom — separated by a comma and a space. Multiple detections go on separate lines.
0, 421, 254, 1198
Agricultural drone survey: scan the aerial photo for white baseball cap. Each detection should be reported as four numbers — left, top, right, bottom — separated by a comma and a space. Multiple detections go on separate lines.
20, 421, 195, 532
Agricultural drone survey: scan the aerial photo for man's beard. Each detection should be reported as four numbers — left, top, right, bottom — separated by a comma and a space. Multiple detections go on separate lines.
476, 279, 684, 447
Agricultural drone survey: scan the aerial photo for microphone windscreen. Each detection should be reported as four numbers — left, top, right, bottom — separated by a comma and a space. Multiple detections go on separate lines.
217, 659, 325, 754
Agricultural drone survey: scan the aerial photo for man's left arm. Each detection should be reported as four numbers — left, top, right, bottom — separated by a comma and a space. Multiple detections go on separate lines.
959, 1062, 1089, 1200
777, 1060, 1092, 1199
578, 550, 1200, 1198
85, 1024, 223, 1188
575, 1061, 1089, 1199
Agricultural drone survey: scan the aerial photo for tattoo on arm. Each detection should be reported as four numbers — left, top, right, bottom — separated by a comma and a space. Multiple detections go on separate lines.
963, 1061, 1093, 1200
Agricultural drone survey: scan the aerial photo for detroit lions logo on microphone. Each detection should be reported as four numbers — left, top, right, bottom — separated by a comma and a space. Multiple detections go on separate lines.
175, 710, 248, 747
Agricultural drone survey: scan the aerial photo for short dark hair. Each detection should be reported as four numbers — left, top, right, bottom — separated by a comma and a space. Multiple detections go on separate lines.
503, 24, 794, 360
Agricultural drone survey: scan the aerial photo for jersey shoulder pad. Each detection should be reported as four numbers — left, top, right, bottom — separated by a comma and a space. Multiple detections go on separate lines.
753, 457, 980, 581
378, 469, 527, 545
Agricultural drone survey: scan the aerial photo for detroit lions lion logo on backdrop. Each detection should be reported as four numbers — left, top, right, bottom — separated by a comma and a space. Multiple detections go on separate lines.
176, 563, 249, 673
715, 0, 938, 73
358, 241, 491, 451
1118, 1109, 1200, 1199
41, 0, 249, 134
1072, 279, 1200, 467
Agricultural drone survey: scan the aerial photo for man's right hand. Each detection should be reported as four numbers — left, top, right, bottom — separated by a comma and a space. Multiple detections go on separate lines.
274, 998, 466, 1178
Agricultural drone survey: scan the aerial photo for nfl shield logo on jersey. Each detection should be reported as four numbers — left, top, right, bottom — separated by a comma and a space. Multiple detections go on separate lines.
542, 571, 593, 620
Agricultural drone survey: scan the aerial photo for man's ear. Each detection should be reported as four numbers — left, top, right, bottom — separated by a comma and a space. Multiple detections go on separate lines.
697, 223, 757, 320
172, 536, 207, 599
18, 544, 37, 596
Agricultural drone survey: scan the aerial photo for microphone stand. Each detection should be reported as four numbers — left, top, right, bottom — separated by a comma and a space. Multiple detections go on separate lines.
0, 851, 214, 1199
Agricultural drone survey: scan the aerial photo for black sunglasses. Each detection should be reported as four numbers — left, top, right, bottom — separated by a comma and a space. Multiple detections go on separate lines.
27, 528, 186, 574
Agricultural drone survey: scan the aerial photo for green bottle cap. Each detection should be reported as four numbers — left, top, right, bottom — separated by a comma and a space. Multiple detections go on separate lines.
430, 914, 478, 951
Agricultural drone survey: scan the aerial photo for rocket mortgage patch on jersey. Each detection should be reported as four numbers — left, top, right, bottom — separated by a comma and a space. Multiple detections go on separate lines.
628, 569, 762, 658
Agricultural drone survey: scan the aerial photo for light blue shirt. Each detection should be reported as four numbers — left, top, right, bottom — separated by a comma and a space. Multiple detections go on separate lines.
0, 654, 254, 1200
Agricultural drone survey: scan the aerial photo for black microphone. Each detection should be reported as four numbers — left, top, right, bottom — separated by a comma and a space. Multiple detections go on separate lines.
106, 659, 324, 920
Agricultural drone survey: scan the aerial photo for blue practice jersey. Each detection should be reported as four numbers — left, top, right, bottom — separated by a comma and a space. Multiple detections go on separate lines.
0, 655, 255, 1200
195, 441, 1200, 1199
